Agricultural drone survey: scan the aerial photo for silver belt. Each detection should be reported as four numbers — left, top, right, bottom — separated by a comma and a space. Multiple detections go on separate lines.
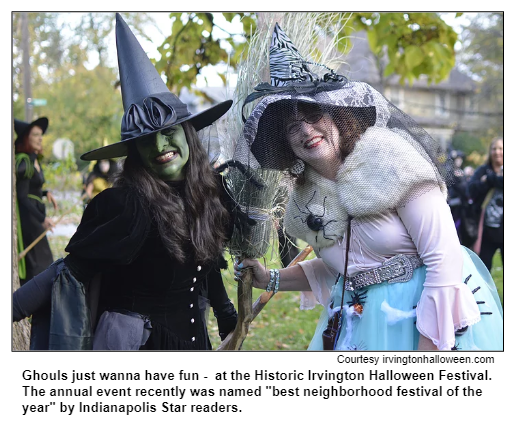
344, 254, 424, 291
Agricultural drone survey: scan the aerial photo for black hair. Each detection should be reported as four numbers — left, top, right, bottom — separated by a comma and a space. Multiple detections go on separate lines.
114, 122, 229, 264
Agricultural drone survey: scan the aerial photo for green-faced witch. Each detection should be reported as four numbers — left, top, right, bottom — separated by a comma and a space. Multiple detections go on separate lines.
13, 13, 238, 351
135, 125, 190, 182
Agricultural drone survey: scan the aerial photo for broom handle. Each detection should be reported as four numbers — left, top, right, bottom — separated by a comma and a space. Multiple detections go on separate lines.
221, 268, 254, 350
217, 244, 313, 350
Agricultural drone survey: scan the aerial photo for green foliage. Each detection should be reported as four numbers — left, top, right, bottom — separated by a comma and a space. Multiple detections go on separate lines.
12, 12, 153, 164
451, 132, 486, 166
13, 64, 122, 165
70, 13, 154, 67
41, 65, 122, 163
12, 13, 64, 89
42, 154, 82, 194
349, 12, 457, 86
154, 12, 458, 99
457, 13, 503, 139
154, 13, 255, 94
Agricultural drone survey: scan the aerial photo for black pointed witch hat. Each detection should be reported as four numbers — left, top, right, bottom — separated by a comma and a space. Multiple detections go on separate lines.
81, 13, 232, 161
14, 117, 49, 145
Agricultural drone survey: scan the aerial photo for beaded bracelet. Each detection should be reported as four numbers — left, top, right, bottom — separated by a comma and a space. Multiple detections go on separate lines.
273, 269, 280, 293
266, 269, 280, 293
266, 270, 275, 292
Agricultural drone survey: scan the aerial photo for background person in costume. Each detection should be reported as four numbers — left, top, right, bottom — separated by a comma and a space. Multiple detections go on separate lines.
83, 158, 118, 206
445, 149, 473, 246
233, 23, 502, 351
14, 117, 57, 285
469, 137, 503, 271
13, 13, 237, 350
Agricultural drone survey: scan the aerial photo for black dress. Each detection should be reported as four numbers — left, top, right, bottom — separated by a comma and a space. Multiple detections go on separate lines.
63, 183, 234, 350
15, 153, 53, 284
468, 163, 504, 270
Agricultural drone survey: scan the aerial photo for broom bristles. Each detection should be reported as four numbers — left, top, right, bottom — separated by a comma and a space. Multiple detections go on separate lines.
226, 168, 283, 259
221, 13, 354, 259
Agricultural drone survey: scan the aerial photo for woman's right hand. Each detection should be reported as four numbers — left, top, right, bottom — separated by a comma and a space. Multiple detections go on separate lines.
42, 217, 55, 232
234, 258, 270, 290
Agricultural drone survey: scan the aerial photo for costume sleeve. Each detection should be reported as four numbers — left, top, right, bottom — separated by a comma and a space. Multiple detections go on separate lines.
397, 186, 481, 350
205, 266, 237, 340
13, 260, 62, 321
486, 172, 503, 189
65, 188, 150, 266
468, 165, 490, 203
297, 258, 339, 310
16, 159, 45, 223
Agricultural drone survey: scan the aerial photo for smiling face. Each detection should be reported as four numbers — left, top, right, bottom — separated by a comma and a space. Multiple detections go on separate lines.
285, 107, 341, 169
136, 124, 190, 181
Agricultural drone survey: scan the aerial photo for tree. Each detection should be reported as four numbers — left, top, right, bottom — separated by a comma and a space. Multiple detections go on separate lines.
12, 12, 153, 165
154, 13, 254, 96
12, 121, 31, 351
35, 64, 122, 161
71, 13, 155, 68
456, 13, 503, 142
349, 13, 458, 89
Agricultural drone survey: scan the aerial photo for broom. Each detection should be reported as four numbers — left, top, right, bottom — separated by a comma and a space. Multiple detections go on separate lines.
216, 13, 353, 350
217, 243, 312, 350
219, 166, 283, 350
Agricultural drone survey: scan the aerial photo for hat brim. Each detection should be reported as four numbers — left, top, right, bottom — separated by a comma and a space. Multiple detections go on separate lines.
80, 100, 232, 161
14, 117, 49, 144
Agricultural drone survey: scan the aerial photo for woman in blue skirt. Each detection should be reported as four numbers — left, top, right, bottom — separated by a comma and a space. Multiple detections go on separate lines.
233, 23, 502, 351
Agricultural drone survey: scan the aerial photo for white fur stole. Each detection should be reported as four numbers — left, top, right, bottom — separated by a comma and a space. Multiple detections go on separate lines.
284, 126, 447, 250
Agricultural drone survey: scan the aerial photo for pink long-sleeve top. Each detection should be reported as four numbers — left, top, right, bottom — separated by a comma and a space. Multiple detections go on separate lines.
297, 186, 481, 350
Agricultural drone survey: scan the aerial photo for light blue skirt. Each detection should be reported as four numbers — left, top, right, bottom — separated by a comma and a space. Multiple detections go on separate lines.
308, 247, 503, 351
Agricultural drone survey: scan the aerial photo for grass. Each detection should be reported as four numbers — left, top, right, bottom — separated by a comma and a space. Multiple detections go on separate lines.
46, 220, 504, 351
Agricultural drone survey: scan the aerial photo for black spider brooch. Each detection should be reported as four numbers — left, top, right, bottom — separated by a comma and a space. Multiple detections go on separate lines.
293, 191, 337, 242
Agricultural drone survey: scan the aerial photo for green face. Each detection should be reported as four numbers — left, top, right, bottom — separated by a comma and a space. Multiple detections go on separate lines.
136, 125, 190, 181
